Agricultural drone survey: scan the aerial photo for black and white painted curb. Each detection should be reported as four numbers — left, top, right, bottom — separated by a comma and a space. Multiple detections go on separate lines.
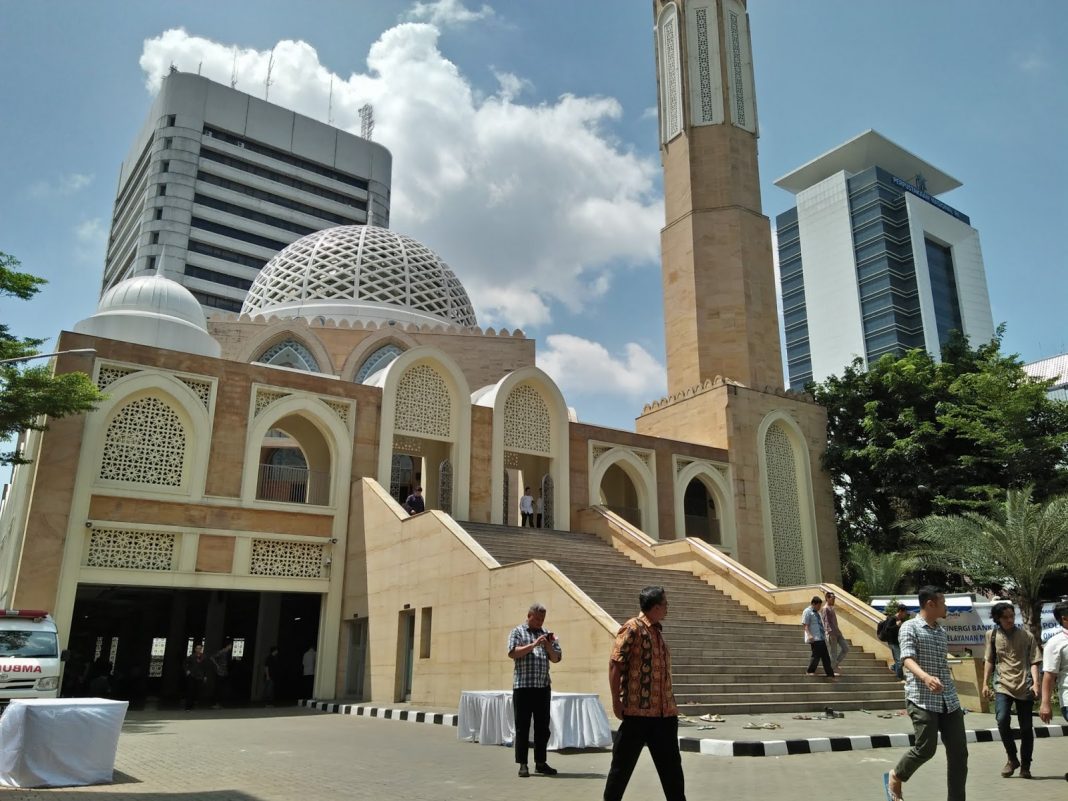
678, 722, 1068, 757
301, 699, 458, 727
300, 701, 1068, 759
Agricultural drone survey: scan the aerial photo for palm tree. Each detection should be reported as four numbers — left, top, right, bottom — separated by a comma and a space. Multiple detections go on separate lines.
907, 486, 1068, 641
846, 541, 918, 603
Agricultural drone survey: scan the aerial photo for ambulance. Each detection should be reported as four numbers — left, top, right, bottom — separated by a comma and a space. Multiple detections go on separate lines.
0, 610, 63, 706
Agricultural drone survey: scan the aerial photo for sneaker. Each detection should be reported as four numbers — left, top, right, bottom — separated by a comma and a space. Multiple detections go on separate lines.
517, 765, 529, 778
1001, 758, 1019, 778
1019, 767, 1032, 779
534, 763, 558, 776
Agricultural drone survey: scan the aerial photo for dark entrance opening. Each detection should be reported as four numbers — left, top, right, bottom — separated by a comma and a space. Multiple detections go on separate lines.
66, 586, 321, 708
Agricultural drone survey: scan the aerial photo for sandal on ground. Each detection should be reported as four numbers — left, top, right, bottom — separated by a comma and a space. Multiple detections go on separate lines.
699, 713, 725, 723
792, 714, 814, 720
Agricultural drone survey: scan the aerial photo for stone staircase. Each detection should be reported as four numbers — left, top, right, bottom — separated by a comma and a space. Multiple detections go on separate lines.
462, 522, 904, 715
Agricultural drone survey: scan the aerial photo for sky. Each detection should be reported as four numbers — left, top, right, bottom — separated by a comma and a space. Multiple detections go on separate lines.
1, 0, 1066, 432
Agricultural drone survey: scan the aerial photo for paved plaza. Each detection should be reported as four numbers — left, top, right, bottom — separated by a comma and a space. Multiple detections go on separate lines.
6, 707, 1065, 800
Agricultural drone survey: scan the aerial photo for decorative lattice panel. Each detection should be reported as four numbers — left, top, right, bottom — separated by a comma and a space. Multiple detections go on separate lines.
394, 364, 451, 438
390, 454, 415, 501
96, 365, 138, 390
658, 4, 683, 142
502, 469, 510, 525
256, 340, 321, 373
99, 396, 186, 487
764, 423, 806, 585
86, 528, 176, 571
324, 399, 350, 424
503, 384, 551, 454
249, 539, 324, 578
633, 450, 653, 469
676, 458, 693, 475
541, 473, 555, 530
393, 436, 423, 454
255, 389, 290, 416
694, 6, 715, 123
592, 445, 612, 462
439, 459, 453, 516
179, 377, 212, 408
504, 451, 520, 468
241, 226, 478, 327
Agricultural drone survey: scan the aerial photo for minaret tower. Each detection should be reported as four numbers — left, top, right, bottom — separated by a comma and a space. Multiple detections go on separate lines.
653, 0, 782, 392
639, 1, 838, 587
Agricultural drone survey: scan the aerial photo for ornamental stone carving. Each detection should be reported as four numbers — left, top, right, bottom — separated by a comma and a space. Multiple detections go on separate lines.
99, 396, 186, 487
503, 384, 551, 454
764, 423, 806, 585
249, 539, 324, 579
96, 365, 139, 391
394, 364, 451, 439
86, 528, 176, 571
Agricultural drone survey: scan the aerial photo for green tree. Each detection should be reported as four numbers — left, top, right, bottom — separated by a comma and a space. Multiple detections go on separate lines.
1, 251, 102, 464
907, 487, 1068, 642
810, 329, 1068, 554
845, 541, 918, 603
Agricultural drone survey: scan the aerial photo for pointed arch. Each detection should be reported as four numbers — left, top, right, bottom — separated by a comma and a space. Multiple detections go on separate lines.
237, 321, 333, 374
476, 367, 570, 529
588, 446, 659, 538
340, 328, 419, 382
374, 346, 471, 520
757, 410, 820, 585
674, 459, 736, 553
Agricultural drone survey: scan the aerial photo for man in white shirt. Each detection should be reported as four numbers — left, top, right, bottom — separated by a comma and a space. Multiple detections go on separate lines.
302, 645, 317, 700
520, 487, 535, 527
1039, 601, 1068, 725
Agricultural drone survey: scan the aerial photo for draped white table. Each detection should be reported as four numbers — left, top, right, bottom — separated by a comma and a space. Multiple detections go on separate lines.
0, 698, 128, 788
458, 691, 612, 750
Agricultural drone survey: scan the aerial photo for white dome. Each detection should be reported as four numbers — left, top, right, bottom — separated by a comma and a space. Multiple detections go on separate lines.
74, 273, 221, 357
241, 225, 478, 327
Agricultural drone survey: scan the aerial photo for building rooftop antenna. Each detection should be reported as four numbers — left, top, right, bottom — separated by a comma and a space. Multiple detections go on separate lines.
359, 103, 374, 141
264, 47, 275, 100
327, 77, 334, 126
230, 47, 239, 89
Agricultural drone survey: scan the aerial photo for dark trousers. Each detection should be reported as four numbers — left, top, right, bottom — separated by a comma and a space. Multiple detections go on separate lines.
513, 686, 551, 766
806, 641, 834, 676
603, 716, 685, 801
521, 512, 534, 527
894, 702, 967, 801
994, 692, 1034, 767
184, 675, 205, 710
535, 513, 543, 528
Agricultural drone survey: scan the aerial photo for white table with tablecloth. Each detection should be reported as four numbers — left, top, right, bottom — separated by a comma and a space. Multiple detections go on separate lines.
0, 698, 128, 788
458, 690, 612, 750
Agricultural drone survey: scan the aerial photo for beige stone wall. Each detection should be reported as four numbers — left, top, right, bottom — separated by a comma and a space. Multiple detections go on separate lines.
343, 480, 619, 711
209, 316, 535, 392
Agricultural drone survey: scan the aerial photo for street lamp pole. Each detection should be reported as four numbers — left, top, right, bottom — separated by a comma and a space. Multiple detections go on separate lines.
0, 348, 96, 366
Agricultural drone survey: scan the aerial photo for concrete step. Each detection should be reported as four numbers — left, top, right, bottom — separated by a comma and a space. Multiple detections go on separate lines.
678, 697, 904, 715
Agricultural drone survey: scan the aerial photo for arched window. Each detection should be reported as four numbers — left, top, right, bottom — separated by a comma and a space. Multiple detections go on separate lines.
256, 339, 320, 372
99, 396, 187, 487
356, 344, 404, 383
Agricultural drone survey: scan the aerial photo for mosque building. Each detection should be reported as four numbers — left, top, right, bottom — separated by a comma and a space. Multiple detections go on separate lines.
1, 2, 911, 715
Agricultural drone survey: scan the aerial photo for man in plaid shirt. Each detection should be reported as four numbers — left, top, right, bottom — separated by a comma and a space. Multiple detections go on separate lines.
507, 602, 562, 777
885, 586, 967, 801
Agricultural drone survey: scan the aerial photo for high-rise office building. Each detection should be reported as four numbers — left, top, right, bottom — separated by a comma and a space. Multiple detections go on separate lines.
774, 130, 994, 390
103, 71, 392, 313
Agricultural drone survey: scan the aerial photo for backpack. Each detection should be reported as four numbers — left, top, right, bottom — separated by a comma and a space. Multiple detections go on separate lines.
876, 617, 893, 642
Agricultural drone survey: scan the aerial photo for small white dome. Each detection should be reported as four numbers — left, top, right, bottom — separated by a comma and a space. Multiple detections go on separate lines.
241, 225, 477, 327
74, 274, 221, 357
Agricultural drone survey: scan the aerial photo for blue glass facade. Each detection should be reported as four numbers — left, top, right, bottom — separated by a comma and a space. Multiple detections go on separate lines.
776, 166, 968, 390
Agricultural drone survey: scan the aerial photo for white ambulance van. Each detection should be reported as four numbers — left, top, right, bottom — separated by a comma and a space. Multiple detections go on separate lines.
0, 610, 63, 706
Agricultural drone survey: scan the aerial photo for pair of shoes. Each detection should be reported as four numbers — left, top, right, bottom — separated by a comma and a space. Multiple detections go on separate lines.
1001, 758, 1020, 778
534, 763, 557, 776
699, 713, 725, 722
743, 721, 782, 730
517, 765, 529, 778
1019, 767, 1032, 779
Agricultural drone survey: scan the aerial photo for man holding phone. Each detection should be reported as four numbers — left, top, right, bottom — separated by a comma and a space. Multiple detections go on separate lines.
507, 602, 562, 777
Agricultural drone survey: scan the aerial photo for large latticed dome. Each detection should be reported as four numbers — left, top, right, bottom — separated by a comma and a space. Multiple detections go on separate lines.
241, 225, 477, 327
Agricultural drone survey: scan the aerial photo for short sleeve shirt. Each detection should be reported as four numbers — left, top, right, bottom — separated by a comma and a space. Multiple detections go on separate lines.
984, 626, 1040, 699
899, 617, 960, 712
802, 607, 825, 642
610, 613, 677, 717
507, 624, 561, 689
820, 605, 840, 638
1041, 630, 1068, 708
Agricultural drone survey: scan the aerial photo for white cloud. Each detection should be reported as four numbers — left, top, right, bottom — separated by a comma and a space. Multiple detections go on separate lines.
537, 334, 666, 399
1017, 52, 1046, 73
74, 218, 106, 263
29, 172, 93, 198
404, 0, 494, 27
139, 24, 662, 328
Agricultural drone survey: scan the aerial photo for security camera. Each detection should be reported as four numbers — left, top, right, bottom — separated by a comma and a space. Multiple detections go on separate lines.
330, 537, 338, 544
85, 521, 93, 528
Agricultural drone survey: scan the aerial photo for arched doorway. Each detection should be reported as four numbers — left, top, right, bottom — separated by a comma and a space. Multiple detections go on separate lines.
599, 463, 642, 529
682, 478, 720, 545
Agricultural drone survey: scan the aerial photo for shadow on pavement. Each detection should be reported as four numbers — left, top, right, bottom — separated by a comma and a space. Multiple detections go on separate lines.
124, 706, 310, 723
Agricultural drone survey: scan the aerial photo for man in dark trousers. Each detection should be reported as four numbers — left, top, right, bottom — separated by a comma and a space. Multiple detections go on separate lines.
183, 642, 209, 711
507, 602, 562, 778
982, 601, 1040, 779
604, 585, 685, 801
403, 486, 425, 515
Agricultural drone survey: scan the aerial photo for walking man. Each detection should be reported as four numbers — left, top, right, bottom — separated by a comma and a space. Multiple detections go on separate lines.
821, 590, 850, 670
604, 585, 685, 801
520, 487, 535, 527
507, 602, 562, 777
885, 586, 967, 801
802, 596, 836, 678
982, 601, 1040, 779
183, 642, 209, 711
1039, 602, 1068, 725
880, 605, 910, 679
403, 486, 425, 515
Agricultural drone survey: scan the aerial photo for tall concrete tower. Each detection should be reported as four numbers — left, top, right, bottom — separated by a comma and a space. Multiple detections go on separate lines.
639, 1, 839, 587
652, 0, 783, 393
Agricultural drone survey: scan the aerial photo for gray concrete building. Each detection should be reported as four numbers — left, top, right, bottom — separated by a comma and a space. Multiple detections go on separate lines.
103, 70, 392, 313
